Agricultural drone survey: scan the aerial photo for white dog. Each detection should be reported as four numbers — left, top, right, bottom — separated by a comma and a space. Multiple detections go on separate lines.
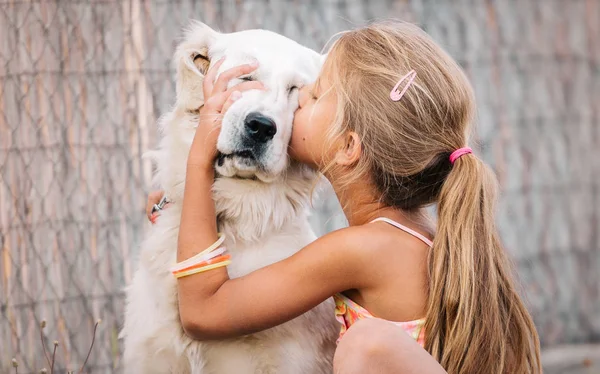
120, 22, 338, 374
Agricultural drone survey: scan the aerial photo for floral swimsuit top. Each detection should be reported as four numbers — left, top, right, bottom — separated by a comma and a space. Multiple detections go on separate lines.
333, 217, 432, 346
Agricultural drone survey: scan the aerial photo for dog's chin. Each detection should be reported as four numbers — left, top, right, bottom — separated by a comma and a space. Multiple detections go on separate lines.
215, 153, 280, 183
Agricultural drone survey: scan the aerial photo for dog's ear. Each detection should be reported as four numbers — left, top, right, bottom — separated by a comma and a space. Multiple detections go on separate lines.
174, 21, 219, 110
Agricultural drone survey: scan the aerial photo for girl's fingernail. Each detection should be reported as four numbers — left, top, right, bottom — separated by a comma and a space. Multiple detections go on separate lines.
231, 91, 242, 101
249, 60, 259, 68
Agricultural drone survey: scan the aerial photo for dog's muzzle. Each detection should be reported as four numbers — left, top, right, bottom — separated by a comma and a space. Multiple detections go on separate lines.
214, 111, 281, 179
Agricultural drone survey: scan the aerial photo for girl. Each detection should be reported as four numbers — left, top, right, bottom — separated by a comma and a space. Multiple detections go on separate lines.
148, 21, 541, 373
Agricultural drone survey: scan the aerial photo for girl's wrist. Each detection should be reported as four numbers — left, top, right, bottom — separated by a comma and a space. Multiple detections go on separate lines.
186, 158, 216, 177
187, 154, 215, 171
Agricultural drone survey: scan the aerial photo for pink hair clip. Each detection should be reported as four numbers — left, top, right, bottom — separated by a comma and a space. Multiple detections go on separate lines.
390, 70, 417, 101
449, 147, 473, 164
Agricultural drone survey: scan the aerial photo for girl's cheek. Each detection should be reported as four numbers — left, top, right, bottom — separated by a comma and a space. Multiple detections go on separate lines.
293, 112, 313, 148
293, 116, 306, 140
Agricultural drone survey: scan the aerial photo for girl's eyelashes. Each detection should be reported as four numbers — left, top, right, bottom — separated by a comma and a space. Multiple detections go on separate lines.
239, 75, 255, 82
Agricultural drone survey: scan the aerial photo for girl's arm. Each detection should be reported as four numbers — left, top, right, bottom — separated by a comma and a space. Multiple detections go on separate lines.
179, 208, 366, 340
176, 60, 368, 340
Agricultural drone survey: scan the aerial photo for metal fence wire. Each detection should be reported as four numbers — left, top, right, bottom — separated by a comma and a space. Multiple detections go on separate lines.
1, 0, 598, 373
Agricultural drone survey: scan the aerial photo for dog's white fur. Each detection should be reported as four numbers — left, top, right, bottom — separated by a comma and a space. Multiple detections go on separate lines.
120, 22, 338, 373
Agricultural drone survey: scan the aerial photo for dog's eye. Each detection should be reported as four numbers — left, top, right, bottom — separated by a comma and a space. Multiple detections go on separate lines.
287, 85, 298, 95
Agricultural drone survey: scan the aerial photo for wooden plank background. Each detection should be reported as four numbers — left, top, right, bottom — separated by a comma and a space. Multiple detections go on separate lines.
0, 0, 598, 372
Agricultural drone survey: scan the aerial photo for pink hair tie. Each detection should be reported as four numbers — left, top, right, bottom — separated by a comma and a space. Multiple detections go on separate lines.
449, 147, 472, 164
390, 70, 417, 101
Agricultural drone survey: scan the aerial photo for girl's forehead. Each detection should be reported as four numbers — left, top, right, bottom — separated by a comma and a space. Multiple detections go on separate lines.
314, 66, 333, 92
317, 50, 338, 84
313, 77, 322, 92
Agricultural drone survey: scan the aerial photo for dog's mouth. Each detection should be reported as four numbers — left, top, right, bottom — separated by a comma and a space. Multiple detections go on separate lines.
215, 150, 265, 181
216, 150, 255, 166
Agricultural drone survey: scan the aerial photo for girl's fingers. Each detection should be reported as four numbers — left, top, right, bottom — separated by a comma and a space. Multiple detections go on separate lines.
211, 61, 259, 95
146, 190, 165, 221
149, 203, 172, 225
221, 90, 243, 115
205, 80, 265, 113
203, 58, 226, 98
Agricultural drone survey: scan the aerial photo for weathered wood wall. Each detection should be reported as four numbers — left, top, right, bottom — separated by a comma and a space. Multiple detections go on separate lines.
1, 0, 598, 372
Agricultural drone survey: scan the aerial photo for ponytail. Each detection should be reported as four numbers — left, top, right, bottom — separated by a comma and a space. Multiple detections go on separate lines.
424, 154, 542, 374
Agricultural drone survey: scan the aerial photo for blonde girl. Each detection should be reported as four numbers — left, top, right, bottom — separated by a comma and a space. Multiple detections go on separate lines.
148, 21, 541, 373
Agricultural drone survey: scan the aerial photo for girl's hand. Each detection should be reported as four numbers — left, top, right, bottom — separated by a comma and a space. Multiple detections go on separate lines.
146, 190, 168, 224
187, 58, 264, 169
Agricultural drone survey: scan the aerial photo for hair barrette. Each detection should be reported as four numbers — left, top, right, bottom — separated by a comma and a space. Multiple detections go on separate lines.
390, 70, 417, 102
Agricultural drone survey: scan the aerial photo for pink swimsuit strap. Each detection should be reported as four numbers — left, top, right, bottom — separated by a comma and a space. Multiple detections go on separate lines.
370, 217, 434, 247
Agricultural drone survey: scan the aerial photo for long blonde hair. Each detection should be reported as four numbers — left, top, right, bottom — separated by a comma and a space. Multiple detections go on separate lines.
323, 21, 541, 373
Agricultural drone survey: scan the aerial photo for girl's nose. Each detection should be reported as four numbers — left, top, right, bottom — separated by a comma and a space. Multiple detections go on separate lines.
298, 87, 308, 106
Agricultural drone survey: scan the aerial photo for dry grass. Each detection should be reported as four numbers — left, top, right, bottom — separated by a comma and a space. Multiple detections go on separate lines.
11, 319, 101, 374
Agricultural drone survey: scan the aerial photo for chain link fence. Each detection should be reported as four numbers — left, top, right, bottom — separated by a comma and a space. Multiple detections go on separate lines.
1, 0, 598, 372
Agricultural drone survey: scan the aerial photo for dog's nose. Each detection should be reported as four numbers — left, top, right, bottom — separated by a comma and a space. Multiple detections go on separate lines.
244, 112, 277, 143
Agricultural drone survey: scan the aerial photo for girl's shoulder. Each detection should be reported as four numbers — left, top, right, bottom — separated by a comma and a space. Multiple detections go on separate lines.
320, 224, 386, 253
314, 222, 430, 292
319, 221, 429, 265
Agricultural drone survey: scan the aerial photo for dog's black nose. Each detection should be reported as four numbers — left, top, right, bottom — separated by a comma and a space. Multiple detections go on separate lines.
244, 112, 277, 143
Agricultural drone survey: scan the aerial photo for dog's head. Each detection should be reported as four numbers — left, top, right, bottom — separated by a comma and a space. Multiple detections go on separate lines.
174, 22, 323, 182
